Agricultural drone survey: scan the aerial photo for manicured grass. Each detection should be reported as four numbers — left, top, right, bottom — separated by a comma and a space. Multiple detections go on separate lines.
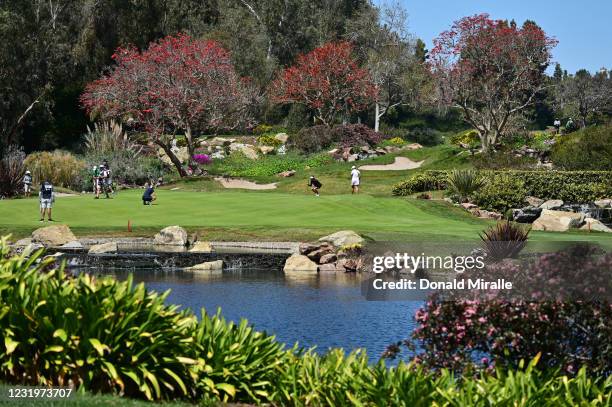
2, 189, 611, 245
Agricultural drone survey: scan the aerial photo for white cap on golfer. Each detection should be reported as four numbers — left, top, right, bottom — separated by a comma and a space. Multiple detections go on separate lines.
351, 165, 356, 169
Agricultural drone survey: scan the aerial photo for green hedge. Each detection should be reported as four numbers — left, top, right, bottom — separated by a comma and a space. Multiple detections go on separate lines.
393, 170, 612, 209
1, 238, 610, 405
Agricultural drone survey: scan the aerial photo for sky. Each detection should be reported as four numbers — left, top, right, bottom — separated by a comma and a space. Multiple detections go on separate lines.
379, 0, 612, 74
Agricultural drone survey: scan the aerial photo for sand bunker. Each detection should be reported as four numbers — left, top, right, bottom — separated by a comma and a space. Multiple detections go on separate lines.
215, 177, 277, 190
359, 156, 424, 171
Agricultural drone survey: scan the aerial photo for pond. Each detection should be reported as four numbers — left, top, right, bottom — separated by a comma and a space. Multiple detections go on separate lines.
100, 268, 421, 362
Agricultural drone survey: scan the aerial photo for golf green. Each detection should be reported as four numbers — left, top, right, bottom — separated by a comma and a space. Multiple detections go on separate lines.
2, 190, 610, 244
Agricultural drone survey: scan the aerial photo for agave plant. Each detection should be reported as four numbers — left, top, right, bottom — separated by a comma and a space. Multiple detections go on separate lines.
480, 221, 530, 261
84, 120, 143, 156
447, 169, 487, 202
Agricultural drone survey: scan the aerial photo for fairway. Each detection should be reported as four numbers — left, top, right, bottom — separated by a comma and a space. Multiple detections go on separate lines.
2, 190, 610, 244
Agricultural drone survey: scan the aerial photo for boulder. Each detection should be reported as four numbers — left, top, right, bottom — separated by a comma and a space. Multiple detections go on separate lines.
229, 143, 258, 159
88, 242, 118, 254
158, 146, 189, 165
299, 243, 320, 255
185, 260, 223, 272
580, 218, 612, 233
477, 210, 503, 220
274, 133, 289, 144
32, 225, 77, 247
347, 154, 359, 162
318, 230, 364, 247
594, 199, 612, 208
189, 241, 213, 253
512, 207, 542, 223
209, 137, 233, 146
337, 258, 358, 272
319, 253, 338, 264
461, 203, 478, 210
525, 196, 545, 207
405, 143, 423, 150
532, 210, 585, 232
283, 254, 318, 274
154, 226, 188, 246
539, 199, 564, 210
307, 247, 334, 262
14, 238, 33, 247
259, 146, 275, 155
278, 170, 296, 178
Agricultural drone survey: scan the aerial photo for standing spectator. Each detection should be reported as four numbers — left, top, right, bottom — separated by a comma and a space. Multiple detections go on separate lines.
23, 170, 32, 197
308, 176, 322, 196
350, 165, 361, 194
39, 180, 55, 222
91, 165, 100, 199
553, 118, 561, 134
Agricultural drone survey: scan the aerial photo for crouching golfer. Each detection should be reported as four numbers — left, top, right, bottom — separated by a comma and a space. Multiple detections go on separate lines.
142, 182, 156, 205
308, 176, 322, 196
350, 165, 361, 194
39, 180, 55, 222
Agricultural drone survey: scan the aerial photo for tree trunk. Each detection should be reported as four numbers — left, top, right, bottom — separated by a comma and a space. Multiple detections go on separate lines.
374, 103, 380, 132
157, 141, 187, 177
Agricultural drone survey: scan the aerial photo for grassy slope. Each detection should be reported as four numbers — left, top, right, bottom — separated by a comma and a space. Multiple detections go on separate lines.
2, 189, 610, 244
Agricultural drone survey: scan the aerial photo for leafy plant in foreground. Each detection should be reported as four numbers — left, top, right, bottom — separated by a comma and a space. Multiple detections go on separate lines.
480, 221, 530, 261
446, 169, 487, 202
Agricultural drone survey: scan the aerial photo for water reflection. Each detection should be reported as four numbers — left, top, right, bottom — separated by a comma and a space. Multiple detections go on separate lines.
96, 268, 420, 362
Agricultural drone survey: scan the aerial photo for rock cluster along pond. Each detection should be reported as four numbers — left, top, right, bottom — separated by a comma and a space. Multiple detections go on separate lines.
284, 230, 365, 274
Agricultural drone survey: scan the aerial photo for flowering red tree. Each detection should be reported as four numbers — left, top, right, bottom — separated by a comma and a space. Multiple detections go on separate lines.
81, 34, 259, 176
270, 42, 377, 126
430, 15, 557, 152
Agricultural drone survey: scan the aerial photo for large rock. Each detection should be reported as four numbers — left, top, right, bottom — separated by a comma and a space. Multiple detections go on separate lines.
158, 146, 189, 165
299, 243, 320, 255
594, 199, 612, 208
283, 254, 318, 274
88, 242, 118, 254
184, 260, 223, 272
318, 231, 364, 247
525, 196, 545, 207
404, 143, 423, 150
278, 170, 296, 178
189, 241, 213, 253
32, 225, 77, 247
532, 210, 585, 232
539, 199, 564, 210
154, 226, 188, 246
229, 143, 258, 159
319, 253, 338, 264
259, 146, 275, 155
274, 133, 289, 144
512, 207, 542, 223
580, 218, 612, 233
318, 263, 342, 273
61, 240, 84, 249
307, 247, 334, 262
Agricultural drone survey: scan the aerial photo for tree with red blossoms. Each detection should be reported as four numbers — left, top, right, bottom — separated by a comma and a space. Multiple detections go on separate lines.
430, 15, 557, 152
269, 42, 377, 126
81, 34, 259, 176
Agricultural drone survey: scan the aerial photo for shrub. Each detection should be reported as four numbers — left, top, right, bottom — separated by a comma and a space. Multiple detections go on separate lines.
406, 127, 443, 146
193, 154, 211, 165
289, 125, 334, 153
473, 174, 527, 213
472, 152, 538, 169
253, 123, 273, 134
388, 136, 405, 145
392, 171, 448, 195
409, 248, 612, 376
446, 169, 487, 202
331, 124, 385, 148
24, 150, 86, 190
551, 125, 612, 170
0, 145, 26, 198
480, 221, 530, 261
257, 134, 283, 147
450, 129, 480, 147
84, 120, 143, 156
394, 170, 612, 207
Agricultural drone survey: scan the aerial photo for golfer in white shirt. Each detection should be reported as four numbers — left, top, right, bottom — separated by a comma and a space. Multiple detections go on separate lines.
350, 165, 361, 194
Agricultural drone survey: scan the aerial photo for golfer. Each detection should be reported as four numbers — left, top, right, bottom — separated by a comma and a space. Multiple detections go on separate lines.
39, 180, 55, 222
308, 176, 322, 196
92, 165, 101, 199
142, 182, 156, 205
23, 170, 32, 197
350, 165, 361, 194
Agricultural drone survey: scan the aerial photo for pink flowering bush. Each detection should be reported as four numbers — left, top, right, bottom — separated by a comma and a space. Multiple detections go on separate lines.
193, 154, 211, 165
399, 246, 612, 376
